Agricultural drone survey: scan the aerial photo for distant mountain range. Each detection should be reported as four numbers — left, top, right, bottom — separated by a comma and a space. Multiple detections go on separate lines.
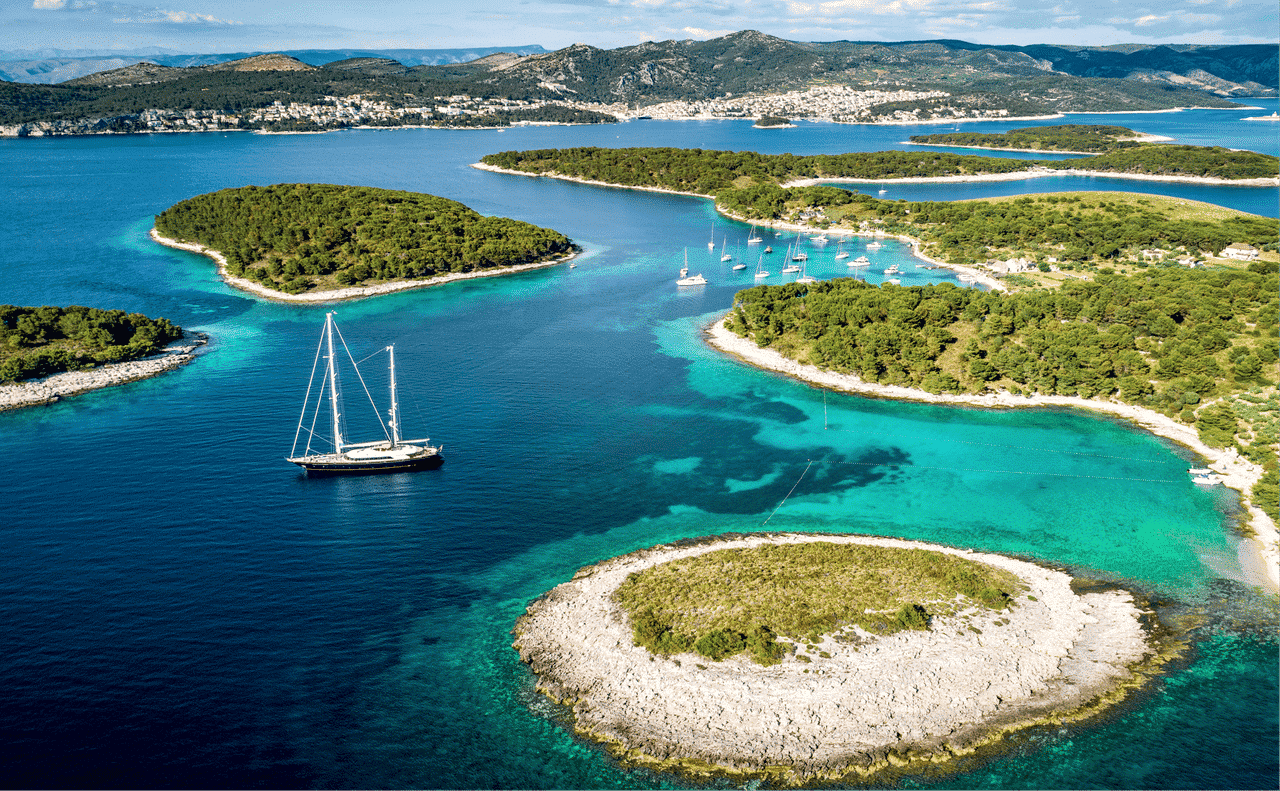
0, 46, 549, 84
1, 31, 1273, 135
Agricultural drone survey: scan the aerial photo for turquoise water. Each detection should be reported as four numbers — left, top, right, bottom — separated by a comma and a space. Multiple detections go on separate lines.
0, 109, 1275, 788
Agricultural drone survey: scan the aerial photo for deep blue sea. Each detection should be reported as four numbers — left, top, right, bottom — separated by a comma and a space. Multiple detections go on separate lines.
1, 101, 1277, 789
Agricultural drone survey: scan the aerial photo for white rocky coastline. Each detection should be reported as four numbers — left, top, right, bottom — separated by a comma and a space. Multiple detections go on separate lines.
514, 533, 1153, 783
150, 228, 579, 303
704, 319, 1280, 593
0, 334, 206, 412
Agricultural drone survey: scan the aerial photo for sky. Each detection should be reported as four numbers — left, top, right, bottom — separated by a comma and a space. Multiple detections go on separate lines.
2, 0, 1276, 56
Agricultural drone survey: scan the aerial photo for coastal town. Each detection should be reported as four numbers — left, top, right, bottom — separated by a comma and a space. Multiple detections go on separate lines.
1, 85, 994, 136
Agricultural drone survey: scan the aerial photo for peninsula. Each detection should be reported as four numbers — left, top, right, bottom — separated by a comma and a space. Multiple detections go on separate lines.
153, 184, 578, 300
479, 142, 1280, 191
705, 255, 1280, 590
907, 124, 1173, 154
514, 533, 1155, 784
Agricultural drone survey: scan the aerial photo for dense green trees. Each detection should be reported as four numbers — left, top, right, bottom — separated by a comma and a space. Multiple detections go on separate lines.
910, 124, 1143, 152
482, 147, 1034, 194
0, 305, 183, 383
155, 184, 576, 294
716, 188, 1278, 264
728, 265, 1276, 404
481, 142, 1277, 194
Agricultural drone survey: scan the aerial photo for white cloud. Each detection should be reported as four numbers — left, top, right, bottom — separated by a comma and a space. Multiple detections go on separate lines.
682, 26, 735, 37
33, 0, 237, 24
1134, 14, 1168, 25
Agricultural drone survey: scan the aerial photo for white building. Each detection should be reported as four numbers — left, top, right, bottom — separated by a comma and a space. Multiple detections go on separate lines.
1219, 243, 1260, 261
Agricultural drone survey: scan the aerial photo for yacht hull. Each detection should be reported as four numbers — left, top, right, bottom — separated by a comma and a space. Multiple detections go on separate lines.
289, 451, 444, 476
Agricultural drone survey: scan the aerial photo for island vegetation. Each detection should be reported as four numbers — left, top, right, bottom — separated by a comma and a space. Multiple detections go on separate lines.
0, 305, 184, 383
480, 141, 1279, 192
615, 541, 1023, 665
910, 124, 1148, 153
716, 188, 1279, 266
753, 115, 792, 128
724, 262, 1280, 514
154, 184, 576, 295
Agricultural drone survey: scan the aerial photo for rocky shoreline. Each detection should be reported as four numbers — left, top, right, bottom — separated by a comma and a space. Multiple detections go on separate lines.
704, 318, 1280, 593
513, 533, 1154, 784
150, 228, 579, 303
0, 333, 207, 412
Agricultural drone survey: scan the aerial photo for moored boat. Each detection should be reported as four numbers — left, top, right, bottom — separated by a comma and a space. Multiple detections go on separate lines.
288, 313, 443, 475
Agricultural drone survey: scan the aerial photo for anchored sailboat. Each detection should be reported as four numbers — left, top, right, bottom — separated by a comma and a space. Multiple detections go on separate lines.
287, 313, 443, 475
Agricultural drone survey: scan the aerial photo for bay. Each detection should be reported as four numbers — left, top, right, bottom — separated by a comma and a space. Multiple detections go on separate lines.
0, 107, 1275, 789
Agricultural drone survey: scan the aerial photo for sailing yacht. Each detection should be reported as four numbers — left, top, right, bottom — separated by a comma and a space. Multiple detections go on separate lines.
753, 253, 770, 279
796, 256, 817, 284
747, 225, 762, 245
708, 224, 716, 250
720, 237, 732, 262
287, 313, 443, 475
834, 241, 849, 260
781, 244, 801, 273
677, 248, 707, 285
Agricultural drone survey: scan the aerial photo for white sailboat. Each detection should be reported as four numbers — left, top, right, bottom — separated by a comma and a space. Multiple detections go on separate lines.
720, 237, 732, 262
677, 248, 707, 285
796, 256, 817, 284
791, 237, 808, 262
834, 241, 849, 260
781, 244, 801, 273
288, 313, 443, 475
747, 225, 762, 245
753, 253, 770, 279
708, 223, 716, 250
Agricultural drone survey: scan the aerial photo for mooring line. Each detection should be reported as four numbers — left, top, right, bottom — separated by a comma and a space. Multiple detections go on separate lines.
762, 460, 813, 526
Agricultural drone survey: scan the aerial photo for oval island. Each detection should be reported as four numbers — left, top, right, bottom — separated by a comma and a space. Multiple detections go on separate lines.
153, 183, 579, 302
513, 533, 1154, 784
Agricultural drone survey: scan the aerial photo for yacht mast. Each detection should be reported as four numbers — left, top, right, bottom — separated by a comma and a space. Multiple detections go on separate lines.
387, 344, 401, 447
325, 312, 344, 454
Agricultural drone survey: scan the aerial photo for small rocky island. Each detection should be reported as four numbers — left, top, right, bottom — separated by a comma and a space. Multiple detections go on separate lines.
513, 533, 1154, 784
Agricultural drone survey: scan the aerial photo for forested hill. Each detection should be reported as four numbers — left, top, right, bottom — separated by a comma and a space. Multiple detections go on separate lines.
0, 305, 183, 383
154, 184, 576, 296
725, 265, 1280, 513
481, 143, 1279, 192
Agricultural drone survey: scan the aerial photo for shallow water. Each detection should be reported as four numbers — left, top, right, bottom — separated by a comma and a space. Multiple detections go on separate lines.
0, 108, 1275, 788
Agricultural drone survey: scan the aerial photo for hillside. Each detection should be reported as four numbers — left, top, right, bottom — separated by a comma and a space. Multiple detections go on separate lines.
1, 32, 1261, 135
